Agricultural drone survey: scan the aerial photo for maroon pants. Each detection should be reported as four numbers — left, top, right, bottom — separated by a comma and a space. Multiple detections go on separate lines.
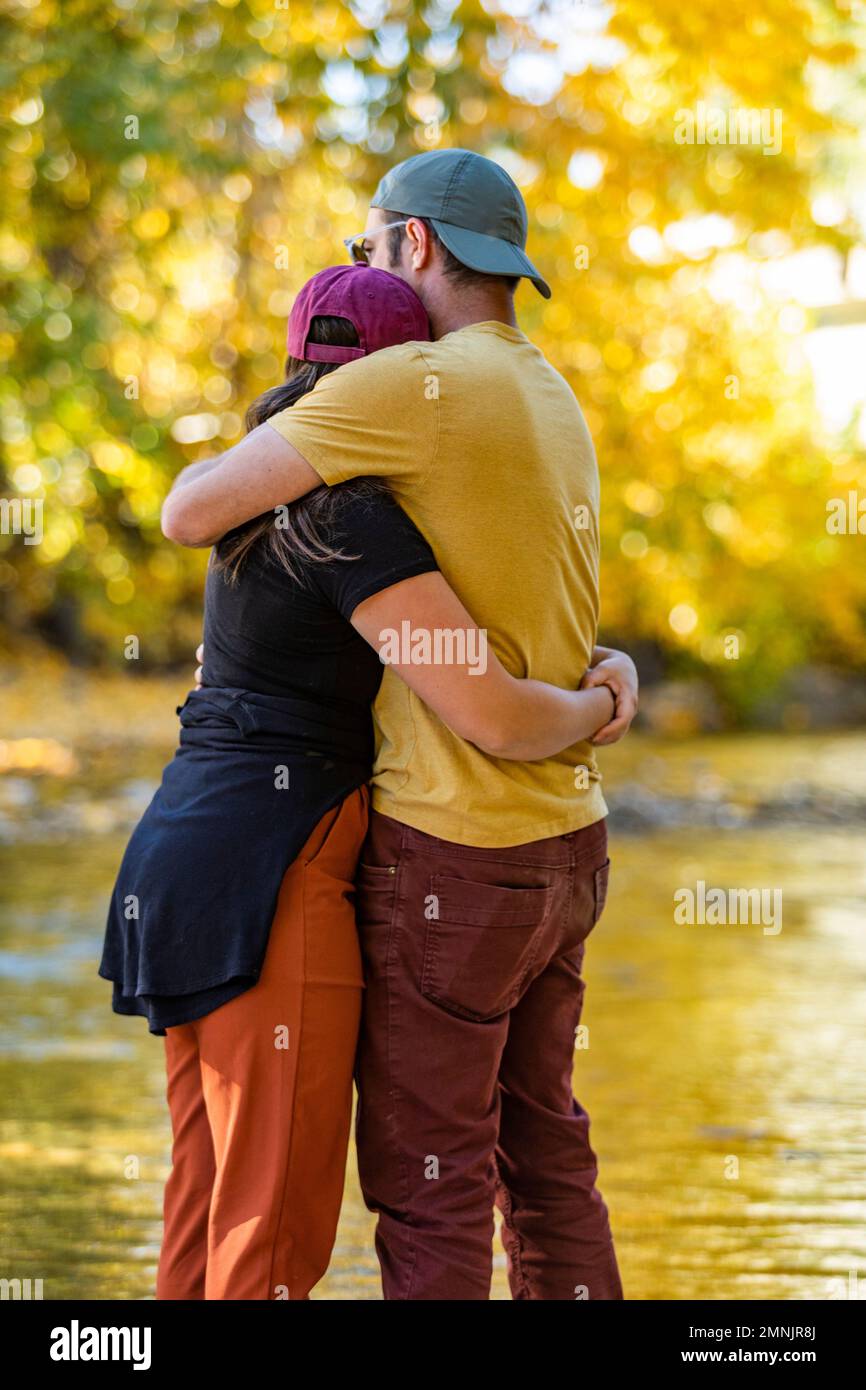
354, 810, 623, 1301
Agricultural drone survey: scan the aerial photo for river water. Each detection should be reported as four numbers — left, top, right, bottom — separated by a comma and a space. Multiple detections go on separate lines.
1, 684, 864, 1300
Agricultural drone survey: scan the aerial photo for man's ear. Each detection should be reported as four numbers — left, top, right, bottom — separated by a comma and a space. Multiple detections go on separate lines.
405, 217, 435, 271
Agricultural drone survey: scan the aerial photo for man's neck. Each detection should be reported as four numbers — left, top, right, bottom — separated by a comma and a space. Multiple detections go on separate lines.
426, 285, 519, 339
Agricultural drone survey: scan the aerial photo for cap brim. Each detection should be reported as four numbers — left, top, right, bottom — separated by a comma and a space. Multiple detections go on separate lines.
430, 218, 552, 299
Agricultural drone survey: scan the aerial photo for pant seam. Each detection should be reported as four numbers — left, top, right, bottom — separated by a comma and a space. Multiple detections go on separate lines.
495, 1161, 531, 1299
265, 874, 305, 1300
386, 844, 419, 1300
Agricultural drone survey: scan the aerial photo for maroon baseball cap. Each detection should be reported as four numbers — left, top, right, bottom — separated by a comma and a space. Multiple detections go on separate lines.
287, 265, 431, 364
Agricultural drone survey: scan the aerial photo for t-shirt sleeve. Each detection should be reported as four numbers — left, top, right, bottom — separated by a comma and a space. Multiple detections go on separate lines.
310, 483, 439, 621
265, 343, 438, 489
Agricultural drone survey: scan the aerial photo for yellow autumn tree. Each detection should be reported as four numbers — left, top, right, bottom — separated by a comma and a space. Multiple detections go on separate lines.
0, 0, 863, 714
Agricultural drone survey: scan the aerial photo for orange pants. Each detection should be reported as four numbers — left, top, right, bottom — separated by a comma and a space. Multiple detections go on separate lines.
156, 787, 368, 1300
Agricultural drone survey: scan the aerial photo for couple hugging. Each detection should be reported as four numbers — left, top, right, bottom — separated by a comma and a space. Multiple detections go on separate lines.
100, 148, 639, 1302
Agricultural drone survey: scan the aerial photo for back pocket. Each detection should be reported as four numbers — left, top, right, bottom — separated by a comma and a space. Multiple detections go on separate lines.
421, 875, 553, 1022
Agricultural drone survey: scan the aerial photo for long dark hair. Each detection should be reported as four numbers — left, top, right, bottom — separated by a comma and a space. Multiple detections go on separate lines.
212, 314, 384, 582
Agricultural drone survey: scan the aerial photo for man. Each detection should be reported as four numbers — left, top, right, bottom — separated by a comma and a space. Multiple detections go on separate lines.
163, 149, 636, 1300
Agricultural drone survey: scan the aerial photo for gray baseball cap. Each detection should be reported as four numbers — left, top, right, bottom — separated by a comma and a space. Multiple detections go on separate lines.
371, 148, 552, 299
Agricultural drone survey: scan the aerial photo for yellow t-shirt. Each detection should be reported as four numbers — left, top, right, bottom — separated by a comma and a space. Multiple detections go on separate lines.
268, 320, 607, 847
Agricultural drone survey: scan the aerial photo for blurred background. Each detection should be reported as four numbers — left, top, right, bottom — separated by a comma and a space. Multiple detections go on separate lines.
1, 0, 865, 1300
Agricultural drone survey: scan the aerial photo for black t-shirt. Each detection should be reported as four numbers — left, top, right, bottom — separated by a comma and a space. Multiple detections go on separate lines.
100, 481, 438, 1034
202, 480, 438, 710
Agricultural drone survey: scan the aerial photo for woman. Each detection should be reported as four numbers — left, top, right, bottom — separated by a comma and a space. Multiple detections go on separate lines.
99, 266, 617, 1301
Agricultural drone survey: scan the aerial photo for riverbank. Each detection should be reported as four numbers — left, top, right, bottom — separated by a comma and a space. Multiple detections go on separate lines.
2, 662, 865, 844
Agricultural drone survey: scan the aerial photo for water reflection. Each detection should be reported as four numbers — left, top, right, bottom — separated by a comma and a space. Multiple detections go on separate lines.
1, 737, 864, 1300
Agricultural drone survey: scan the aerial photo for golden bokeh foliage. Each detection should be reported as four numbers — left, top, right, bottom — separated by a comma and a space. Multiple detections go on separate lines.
1, 0, 864, 712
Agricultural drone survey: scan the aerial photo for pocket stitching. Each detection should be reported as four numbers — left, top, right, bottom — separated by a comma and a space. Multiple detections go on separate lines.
358, 862, 397, 877
420, 880, 552, 1022
355, 863, 398, 936
421, 928, 545, 1022
428, 874, 555, 928
592, 859, 611, 925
